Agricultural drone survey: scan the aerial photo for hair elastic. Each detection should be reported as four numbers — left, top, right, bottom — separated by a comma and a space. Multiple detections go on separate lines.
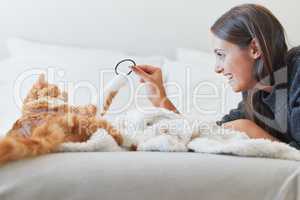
114, 59, 136, 75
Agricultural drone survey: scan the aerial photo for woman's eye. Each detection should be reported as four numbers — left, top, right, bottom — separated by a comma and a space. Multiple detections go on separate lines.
215, 52, 225, 60
217, 52, 224, 57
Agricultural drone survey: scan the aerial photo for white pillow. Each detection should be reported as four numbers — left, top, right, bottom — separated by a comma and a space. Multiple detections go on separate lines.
174, 48, 242, 120
0, 56, 163, 135
176, 47, 215, 66
6, 37, 165, 65
0, 38, 167, 135
5, 37, 166, 80
164, 57, 242, 121
6, 37, 126, 63
0, 70, 20, 136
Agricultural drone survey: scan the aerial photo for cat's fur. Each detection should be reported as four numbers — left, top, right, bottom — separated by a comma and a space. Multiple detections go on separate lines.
0, 74, 123, 165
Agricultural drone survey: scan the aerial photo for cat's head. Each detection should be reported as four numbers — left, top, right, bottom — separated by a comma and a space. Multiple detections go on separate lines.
22, 74, 97, 117
22, 74, 68, 114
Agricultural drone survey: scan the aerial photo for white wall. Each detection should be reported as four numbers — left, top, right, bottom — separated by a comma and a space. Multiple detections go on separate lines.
0, 0, 299, 59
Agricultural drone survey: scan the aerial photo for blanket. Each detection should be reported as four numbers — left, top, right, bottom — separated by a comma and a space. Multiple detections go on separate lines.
59, 108, 300, 161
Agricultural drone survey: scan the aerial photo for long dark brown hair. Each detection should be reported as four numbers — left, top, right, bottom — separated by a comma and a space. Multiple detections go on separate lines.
210, 4, 298, 138
211, 4, 288, 85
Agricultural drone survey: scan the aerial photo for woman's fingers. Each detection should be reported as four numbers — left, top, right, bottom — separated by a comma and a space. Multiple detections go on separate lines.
130, 64, 169, 108
134, 65, 160, 74
132, 66, 152, 82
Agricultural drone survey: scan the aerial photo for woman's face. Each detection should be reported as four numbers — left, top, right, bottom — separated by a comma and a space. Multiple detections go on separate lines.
211, 34, 257, 92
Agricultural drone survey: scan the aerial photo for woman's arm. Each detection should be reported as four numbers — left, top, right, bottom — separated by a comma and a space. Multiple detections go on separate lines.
159, 98, 179, 114
132, 65, 179, 114
223, 119, 278, 141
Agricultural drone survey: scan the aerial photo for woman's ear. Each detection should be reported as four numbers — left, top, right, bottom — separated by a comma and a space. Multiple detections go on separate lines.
249, 38, 262, 59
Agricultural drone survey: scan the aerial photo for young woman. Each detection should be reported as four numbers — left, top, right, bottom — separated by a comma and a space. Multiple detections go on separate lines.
132, 4, 300, 149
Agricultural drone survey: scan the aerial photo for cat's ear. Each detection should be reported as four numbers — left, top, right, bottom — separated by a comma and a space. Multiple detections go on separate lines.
38, 74, 46, 84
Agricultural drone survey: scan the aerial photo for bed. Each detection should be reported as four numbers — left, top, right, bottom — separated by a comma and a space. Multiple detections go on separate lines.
0, 37, 299, 200
1, 1, 300, 198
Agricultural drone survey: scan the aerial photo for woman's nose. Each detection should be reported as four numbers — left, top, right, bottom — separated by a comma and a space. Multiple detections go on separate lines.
215, 65, 224, 74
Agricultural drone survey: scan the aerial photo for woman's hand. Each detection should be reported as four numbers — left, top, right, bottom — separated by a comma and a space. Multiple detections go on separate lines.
132, 65, 179, 113
132, 65, 166, 106
223, 119, 278, 141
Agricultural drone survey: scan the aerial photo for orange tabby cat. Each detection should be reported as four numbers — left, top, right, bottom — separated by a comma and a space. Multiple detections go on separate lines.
0, 74, 123, 165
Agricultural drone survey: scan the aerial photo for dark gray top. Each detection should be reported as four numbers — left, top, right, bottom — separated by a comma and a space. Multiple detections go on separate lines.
216, 63, 300, 149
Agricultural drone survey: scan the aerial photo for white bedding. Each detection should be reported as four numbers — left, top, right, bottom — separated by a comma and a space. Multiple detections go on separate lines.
60, 107, 300, 161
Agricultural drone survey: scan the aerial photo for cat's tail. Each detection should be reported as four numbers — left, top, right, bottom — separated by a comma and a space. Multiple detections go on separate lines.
0, 123, 65, 165
97, 119, 123, 145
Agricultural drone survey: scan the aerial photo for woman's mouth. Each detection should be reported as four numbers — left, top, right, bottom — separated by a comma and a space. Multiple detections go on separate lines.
224, 73, 235, 85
